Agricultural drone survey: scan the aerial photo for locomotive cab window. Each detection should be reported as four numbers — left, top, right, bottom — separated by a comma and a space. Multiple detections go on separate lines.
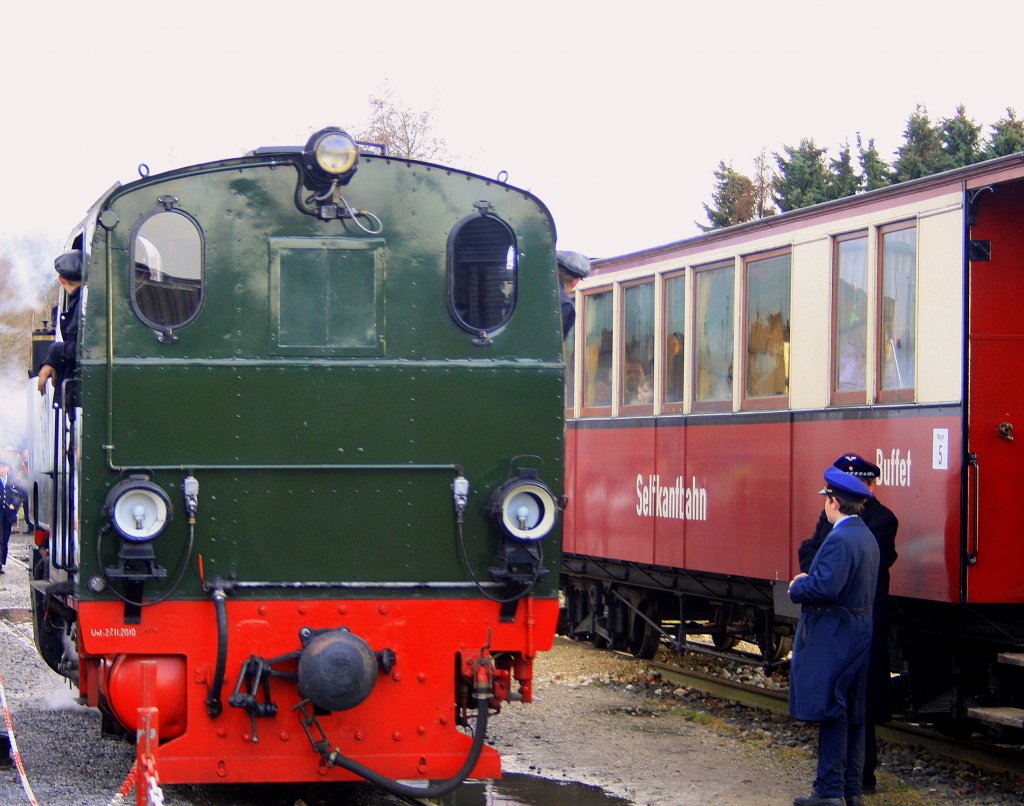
130, 207, 204, 333
447, 213, 517, 336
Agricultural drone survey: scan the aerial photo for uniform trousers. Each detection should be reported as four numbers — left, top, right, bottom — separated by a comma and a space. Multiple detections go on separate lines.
815, 710, 866, 798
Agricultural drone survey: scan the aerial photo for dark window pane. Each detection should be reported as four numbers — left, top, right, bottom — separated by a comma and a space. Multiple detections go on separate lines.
131, 210, 204, 330
449, 216, 517, 333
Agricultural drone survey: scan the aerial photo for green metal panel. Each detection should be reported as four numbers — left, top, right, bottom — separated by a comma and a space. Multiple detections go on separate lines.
75, 154, 563, 602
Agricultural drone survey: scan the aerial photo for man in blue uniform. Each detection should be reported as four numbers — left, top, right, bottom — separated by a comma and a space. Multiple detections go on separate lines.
789, 467, 880, 806
798, 453, 898, 793
557, 251, 591, 339
0, 458, 20, 574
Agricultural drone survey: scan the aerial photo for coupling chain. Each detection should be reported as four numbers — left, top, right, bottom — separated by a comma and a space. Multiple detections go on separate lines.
142, 755, 165, 806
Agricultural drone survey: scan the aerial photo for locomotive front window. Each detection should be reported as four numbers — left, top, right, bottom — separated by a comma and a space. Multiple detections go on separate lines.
447, 214, 517, 336
130, 208, 204, 333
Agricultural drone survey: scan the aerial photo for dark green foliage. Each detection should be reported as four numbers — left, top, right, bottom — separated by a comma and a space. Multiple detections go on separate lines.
939, 104, 982, 168
772, 139, 831, 212
985, 108, 1024, 157
827, 141, 862, 200
699, 161, 756, 231
893, 105, 951, 181
699, 102, 1022, 227
857, 134, 894, 191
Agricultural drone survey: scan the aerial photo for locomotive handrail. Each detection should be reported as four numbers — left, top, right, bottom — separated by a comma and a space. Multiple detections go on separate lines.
103, 459, 463, 473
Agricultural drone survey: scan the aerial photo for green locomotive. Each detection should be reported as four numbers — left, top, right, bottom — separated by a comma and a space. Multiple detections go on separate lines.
27, 127, 564, 795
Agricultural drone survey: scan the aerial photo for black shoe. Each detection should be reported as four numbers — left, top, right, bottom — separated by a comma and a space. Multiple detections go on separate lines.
0, 566, 5, 574
846, 797, 864, 806
794, 794, 843, 806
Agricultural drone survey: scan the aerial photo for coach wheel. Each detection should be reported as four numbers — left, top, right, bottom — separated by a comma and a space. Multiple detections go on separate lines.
759, 634, 792, 662
711, 630, 738, 651
628, 608, 661, 659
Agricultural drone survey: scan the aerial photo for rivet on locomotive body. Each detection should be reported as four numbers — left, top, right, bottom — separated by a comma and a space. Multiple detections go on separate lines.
279, 731, 289, 742
338, 604, 349, 615
378, 604, 388, 615
416, 725, 427, 736
417, 672, 426, 683
392, 731, 402, 742
392, 670, 402, 682
216, 728, 227, 738
217, 761, 227, 778
298, 604, 308, 615
354, 729, 365, 741
418, 759, 428, 774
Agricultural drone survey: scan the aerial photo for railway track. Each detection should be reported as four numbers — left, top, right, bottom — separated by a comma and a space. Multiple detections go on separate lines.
641, 653, 1024, 779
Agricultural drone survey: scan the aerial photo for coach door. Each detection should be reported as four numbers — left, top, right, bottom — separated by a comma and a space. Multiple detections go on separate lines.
965, 175, 1024, 604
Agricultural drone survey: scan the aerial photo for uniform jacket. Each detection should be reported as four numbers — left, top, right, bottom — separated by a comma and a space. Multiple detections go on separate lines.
0, 476, 19, 527
799, 497, 898, 622
789, 514, 880, 722
41, 288, 81, 378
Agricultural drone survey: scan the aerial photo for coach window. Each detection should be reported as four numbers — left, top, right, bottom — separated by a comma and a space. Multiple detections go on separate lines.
693, 262, 734, 412
447, 213, 517, 337
663, 271, 686, 409
878, 222, 916, 402
621, 280, 654, 412
743, 250, 790, 407
832, 232, 869, 404
582, 288, 613, 412
130, 207, 204, 335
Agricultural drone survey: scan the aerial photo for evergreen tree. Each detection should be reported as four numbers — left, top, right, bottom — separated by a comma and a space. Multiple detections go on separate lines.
893, 105, 950, 181
856, 133, 894, 191
698, 161, 756, 231
985, 108, 1024, 157
772, 139, 830, 212
939, 104, 982, 168
826, 140, 862, 200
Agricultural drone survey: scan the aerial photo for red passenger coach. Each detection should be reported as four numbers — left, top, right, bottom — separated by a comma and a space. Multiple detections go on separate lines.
561, 154, 1024, 729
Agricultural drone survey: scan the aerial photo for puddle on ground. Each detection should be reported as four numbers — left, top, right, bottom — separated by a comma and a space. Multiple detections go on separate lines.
0, 608, 31, 625
443, 774, 632, 804
184, 775, 632, 804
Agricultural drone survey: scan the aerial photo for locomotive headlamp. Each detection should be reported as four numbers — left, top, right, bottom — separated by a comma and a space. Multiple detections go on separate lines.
489, 470, 558, 541
302, 127, 359, 184
104, 477, 172, 543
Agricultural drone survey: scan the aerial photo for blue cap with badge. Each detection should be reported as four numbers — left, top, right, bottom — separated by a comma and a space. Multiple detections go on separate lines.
819, 465, 873, 500
832, 453, 880, 479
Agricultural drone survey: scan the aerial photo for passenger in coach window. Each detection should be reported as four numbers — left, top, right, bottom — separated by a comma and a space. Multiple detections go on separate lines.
37, 249, 84, 399
788, 467, 880, 806
799, 453, 898, 795
556, 250, 591, 340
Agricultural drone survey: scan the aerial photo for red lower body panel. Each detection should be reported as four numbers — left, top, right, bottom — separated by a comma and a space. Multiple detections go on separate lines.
78, 596, 558, 784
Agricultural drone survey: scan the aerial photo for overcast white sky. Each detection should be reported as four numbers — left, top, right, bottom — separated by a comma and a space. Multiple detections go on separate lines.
2, 0, 1022, 264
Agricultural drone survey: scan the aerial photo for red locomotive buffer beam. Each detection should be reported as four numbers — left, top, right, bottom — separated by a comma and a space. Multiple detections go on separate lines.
77, 596, 558, 784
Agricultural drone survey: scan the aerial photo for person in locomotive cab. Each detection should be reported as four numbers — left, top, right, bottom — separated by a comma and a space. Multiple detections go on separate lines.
37, 249, 83, 398
0, 458, 21, 574
798, 453, 898, 795
788, 467, 880, 806
557, 250, 591, 339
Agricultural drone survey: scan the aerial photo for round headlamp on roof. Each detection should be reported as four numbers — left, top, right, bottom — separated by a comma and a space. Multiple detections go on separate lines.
303, 127, 359, 184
